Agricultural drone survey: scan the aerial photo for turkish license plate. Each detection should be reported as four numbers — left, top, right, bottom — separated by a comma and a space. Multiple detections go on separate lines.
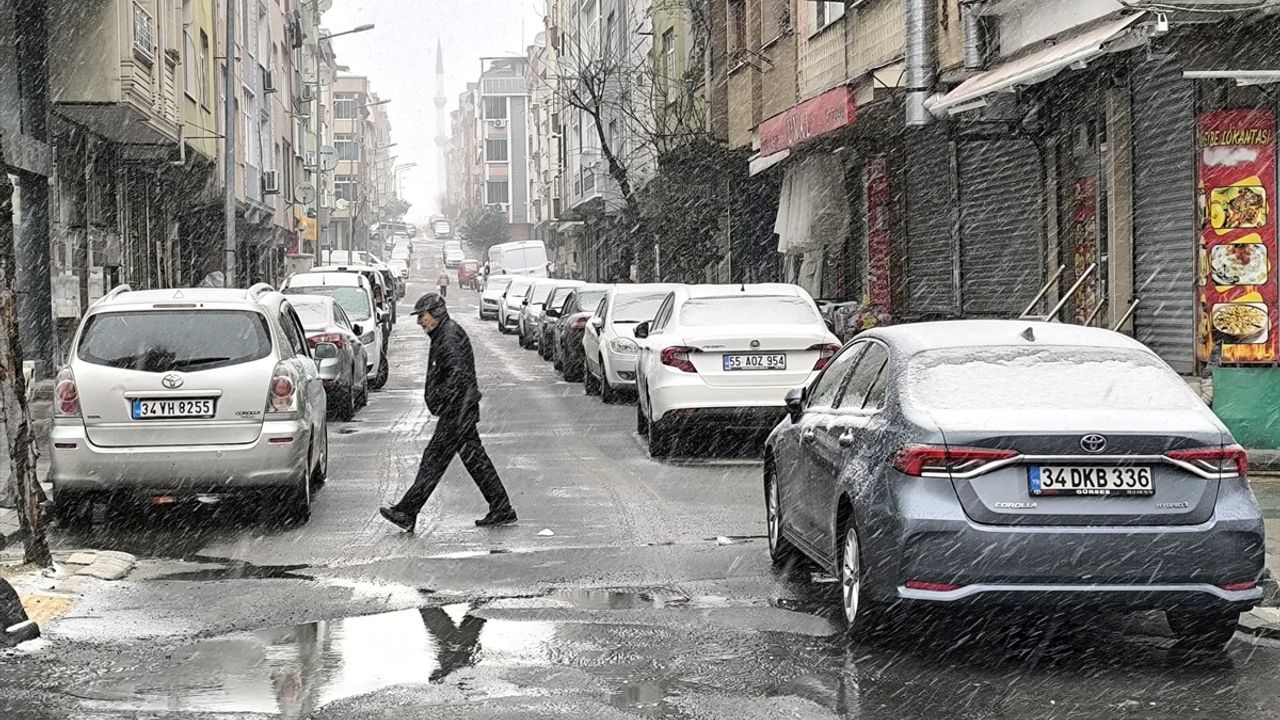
723, 353, 787, 371
1028, 465, 1154, 496
131, 398, 216, 420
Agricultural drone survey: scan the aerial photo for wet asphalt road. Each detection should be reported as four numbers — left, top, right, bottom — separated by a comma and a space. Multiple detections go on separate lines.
2, 239, 1280, 719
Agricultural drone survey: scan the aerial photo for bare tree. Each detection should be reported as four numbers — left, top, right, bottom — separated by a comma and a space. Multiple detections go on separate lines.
546, 0, 720, 280
0, 135, 51, 566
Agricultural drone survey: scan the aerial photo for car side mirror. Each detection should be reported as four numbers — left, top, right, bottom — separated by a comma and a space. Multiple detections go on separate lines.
351, 324, 363, 337
313, 342, 338, 360
522, 299, 530, 307
591, 316, 605, 332
785, 386, 806, 423
633, 321, 650, 339
546, 307, 561, 318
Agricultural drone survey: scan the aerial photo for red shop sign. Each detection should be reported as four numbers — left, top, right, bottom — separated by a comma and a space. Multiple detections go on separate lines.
1196, 109, 1278, 364
759, 85, 856, 157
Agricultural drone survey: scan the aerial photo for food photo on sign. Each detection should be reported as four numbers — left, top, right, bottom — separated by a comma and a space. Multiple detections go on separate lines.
1196, 109, 1278, 364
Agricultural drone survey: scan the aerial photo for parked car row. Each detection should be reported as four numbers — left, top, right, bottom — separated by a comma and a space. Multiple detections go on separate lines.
476, 276, 1269, 654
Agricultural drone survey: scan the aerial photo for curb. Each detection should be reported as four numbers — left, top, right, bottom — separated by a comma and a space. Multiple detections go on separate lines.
0, 508, 19, 552
1238, 607, 1280, 639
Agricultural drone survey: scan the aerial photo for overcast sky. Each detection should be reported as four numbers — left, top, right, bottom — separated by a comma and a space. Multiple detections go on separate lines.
323, 0, 544, 221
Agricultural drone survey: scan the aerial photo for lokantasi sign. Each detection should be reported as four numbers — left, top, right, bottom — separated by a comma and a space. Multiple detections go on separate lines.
1197, 110, 1278, 364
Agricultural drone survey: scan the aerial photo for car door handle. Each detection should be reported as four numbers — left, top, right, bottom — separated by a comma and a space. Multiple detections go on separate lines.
838, 430, 856, 448
801, 428, 816, 443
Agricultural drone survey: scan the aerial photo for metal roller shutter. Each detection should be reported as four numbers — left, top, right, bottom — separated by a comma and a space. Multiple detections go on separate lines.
1131, 58, 1196, 374
957, 136, 1045, 316
905, 125, 958, 315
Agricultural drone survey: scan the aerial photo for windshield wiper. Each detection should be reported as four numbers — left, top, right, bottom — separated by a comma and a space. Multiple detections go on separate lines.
171, 356, 233, 370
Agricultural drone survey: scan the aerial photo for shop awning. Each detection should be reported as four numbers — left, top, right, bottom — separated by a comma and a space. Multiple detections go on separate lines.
927, 13, 1145, 117
749, 149, 790, 177
774, 154, 848, 255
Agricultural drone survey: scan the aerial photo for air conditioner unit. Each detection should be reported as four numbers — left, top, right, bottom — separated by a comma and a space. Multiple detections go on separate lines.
491, 119, 507, 129
301, 85, 315, 102
262, 170, 281, 195
263, 68, 277, 94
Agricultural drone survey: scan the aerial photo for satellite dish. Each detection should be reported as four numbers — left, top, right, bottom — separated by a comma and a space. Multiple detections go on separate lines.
336, 198, 350, 211
319, 65, 335, 87
318, 0, 334, 11
319, 145, 339, 171
295, 182, 317, 205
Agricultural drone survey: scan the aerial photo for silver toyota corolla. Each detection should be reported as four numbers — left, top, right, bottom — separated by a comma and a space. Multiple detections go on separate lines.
765, 320, 1265, 651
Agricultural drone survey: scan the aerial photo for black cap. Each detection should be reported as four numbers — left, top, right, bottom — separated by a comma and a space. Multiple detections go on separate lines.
410, 293, 448, 319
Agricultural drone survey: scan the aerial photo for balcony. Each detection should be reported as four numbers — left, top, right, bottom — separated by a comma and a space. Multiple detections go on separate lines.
49, 0, 182, 146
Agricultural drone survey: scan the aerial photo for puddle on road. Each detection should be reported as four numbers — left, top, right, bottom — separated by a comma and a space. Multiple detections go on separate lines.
151, 561, 314, 582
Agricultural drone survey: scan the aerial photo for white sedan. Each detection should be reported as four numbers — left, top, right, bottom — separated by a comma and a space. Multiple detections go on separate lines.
633, 284, 840, 458
582, 284, 682, 403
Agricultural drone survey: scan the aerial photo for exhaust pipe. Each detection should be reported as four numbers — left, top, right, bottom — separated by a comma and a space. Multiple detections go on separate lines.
905, 0, 937, 126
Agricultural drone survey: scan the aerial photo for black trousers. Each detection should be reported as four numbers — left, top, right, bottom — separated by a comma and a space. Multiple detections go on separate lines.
394, 417, 512, 517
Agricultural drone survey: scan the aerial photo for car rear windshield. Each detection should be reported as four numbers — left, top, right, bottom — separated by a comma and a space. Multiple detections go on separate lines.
284, 286, 372, 321
613, 292, 670, 323
291, 301, 335, 330
507, 279, 534, 297
575, 290, 608, 313
486, 278, 513, 294
530, 284, 557, 304
679, 296, 819, 327
78, 310, 272, 373
549, 287, 576, 308
906, 346, 1206, 412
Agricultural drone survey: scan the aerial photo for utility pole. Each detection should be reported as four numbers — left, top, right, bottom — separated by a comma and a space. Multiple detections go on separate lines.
0, 135, 51, 567
223, 0, 237, 285
312, 21, 323, 266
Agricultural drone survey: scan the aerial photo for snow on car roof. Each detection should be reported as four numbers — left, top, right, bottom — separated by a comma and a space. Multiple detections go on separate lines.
865, 319, 1151, 355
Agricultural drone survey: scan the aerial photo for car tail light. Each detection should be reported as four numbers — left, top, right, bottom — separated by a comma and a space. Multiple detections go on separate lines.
54, 367, 80, 417
661, 346, 698, 373
307, 332, 345, 350
266, 364, 298, 414
892, 444, 1019, 477
1217, 581, 1257, 592
809, 343, 842, 371
570, 316, 589, 331
1165, 445, 1247, 478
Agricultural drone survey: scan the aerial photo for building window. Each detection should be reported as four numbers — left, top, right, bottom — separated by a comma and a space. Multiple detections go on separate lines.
335, 133, 358, 161
486, 181, 510, 205
199, 31, 211, 106
815, 1, 845, 33
727, 0, 748, 57
659, 28, 675, 99
132, 1, 155, 61
182, 1, 196, 99
334, 93, 358, 119
335, 175, 358, 202
483, 96, 508, 119
761, 0, 790, 42
485, 139, 509, 162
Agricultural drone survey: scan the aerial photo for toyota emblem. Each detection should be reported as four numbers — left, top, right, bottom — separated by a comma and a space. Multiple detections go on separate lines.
1080, 434, 1108, 454
161, 373, 184, 389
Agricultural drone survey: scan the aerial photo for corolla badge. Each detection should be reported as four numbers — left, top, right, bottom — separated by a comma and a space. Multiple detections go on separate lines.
1080, 434, 1108, 454
161, 373, 184, 389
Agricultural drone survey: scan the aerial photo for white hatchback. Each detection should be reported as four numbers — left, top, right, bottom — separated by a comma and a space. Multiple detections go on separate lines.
633, 284, 840, 457
50, 284, 330, 524
582, 284, 682, 403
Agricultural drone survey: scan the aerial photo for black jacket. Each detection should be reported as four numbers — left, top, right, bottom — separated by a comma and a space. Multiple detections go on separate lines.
425, 315, 483, 424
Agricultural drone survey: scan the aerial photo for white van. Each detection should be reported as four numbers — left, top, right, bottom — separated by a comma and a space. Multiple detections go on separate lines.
488, 241, 549, 278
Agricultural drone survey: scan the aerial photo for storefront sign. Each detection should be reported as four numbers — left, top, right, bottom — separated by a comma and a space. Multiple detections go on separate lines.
759, 85, 856, 157
865, 155, 892, 309
1069, 177, 1099, 325
1197, 109, 1278, 364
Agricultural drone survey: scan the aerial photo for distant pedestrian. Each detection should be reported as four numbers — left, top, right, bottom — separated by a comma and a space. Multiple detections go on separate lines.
380, 293, 517, 533
437, 270, 450, 298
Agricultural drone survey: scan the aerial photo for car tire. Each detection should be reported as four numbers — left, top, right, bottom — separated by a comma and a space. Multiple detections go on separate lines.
584, 364, 601, 395
564, 358, 583, 382
1167, 611, 1239, 652
838, 523, 882, 641
647, 414, 673, 458
356, 374, 369, 408
331, 385, 356, 421
636, 398, 647, 435
371, 354, 390, 390
278, 481, 312, 525
765, 466, 798, 565
312, 424, 329, 485
601, 369, 619, 404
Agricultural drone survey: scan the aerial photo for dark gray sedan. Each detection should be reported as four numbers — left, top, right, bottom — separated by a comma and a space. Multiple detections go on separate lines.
766, 320, 1265, 650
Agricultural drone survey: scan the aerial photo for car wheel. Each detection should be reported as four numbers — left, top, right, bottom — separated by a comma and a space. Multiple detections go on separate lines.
564, 358, 583, 382
331, 385, 356, 421
1167, 611, 1239, 652
601, 371, 618, 404
647, 414, 673, 458
54, 490, 93, 531
765, 466, 798, 564
584, 364, 601, 395
838, 523, 881, 640
313, 424, 329, 485
371, 353, 390, 390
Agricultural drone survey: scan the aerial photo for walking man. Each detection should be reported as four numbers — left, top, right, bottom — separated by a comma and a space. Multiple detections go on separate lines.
380, 293, 517, 532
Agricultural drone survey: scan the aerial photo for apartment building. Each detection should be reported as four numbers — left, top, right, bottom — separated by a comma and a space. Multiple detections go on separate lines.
527, 31, 566, 270
328, 75, 395, 253
446, 82, 482, 216
477, 56, 533, 242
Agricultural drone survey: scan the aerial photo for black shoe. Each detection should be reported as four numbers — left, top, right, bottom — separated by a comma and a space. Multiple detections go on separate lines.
380, 507, 416, 533
475, 508, 518, 527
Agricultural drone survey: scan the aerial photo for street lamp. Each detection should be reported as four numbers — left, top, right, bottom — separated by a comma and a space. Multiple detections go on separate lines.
311, 23, 375, 265
394, 162, 417, 199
